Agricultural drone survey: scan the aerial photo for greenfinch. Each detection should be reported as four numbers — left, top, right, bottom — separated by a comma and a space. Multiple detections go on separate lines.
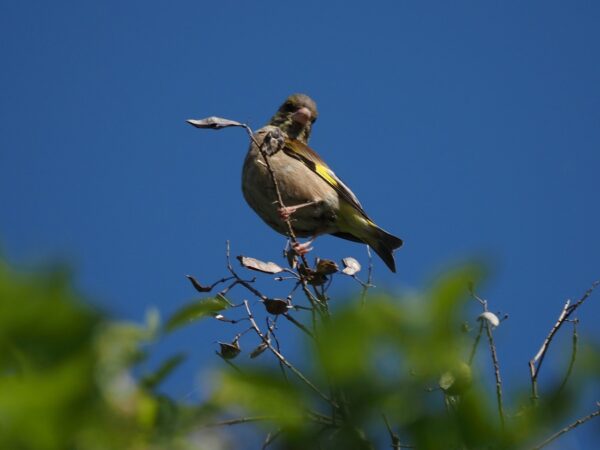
242, 94, 403, 272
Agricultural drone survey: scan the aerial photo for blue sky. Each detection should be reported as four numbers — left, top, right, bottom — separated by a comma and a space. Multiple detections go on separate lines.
1, 1, 599, 445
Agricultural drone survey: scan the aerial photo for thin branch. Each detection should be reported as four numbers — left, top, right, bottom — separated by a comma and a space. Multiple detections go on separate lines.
469, 286, 505, 429
204, 416, 272, 427
243, 300, 337, 408
262, 429, 282, 449
529, 281, 599, 403
558, 319, 578, 394
468, 321, 484, 365
484, 321, 505, 429
531, 403, 600, 450
283, 313, 314, 338
360, 245, 374, 307
225, 241, 268, 301
382, 414, 401, 450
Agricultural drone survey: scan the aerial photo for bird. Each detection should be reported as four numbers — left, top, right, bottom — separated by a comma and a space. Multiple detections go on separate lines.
241, 93, 403, 272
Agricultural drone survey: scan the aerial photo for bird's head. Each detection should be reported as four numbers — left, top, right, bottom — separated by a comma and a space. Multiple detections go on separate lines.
268, 94, 318, 144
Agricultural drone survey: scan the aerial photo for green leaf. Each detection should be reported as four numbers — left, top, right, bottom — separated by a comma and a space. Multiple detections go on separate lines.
165, 296, 230, 332
141, 353, 186, 390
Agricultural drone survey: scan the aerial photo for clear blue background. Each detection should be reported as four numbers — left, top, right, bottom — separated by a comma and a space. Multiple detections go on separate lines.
1, 1, 599, 446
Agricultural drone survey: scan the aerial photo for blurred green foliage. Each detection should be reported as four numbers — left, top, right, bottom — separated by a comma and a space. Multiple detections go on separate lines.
0, 260, 214, 450
0, 257, 598, 449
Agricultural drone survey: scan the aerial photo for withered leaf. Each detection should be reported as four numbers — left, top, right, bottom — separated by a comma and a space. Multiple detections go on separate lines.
250, 342, 269, 359
298, 266, 327, 286
186, 116, 244, 130
186, 275, 212, 292
315, 258, 339, 275
264, 298, 290, 315
342, 257, 361, 276
218, 341, 241, 360
237, 255, 284, 274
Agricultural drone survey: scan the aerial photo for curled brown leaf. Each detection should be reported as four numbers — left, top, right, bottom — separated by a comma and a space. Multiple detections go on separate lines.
237, 256, 284, 274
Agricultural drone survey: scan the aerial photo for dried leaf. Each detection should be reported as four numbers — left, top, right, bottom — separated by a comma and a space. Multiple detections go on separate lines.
315, 258, 339, 275
186, 275, 212, 292
342, 257, 361, 276
237, 256, 284, 274
264, 298, 290, 315
298, 266, 327, 286
165, 296, 230, 332
218, 341, 241, 360
250, 342, 269, 359
186, 116, 244, 130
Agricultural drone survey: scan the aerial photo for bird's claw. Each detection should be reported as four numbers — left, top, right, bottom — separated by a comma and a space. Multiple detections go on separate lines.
278, 206, 295, 221
292, 241, 313, 256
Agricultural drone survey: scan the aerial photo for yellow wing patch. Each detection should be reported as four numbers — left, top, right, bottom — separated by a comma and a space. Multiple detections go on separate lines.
315, 164, 338, 187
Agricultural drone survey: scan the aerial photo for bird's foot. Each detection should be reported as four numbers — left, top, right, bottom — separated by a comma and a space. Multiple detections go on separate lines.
292, 240, 314, 256
278, 201, 318, 221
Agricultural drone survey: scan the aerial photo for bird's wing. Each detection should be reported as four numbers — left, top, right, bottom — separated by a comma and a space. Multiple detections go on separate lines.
283, 139, 372, 221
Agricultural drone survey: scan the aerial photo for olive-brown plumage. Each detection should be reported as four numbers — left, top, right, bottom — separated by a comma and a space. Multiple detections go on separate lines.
242, 94, 403, 272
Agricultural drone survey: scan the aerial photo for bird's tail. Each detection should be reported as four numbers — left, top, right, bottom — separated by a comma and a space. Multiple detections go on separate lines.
364, 225, 403, 273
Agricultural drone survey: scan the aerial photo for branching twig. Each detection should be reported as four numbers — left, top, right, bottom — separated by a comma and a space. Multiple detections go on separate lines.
382, 413, 401, 450
243, 300, 337, 408
529, 281, 599, 403
531, 403, 600, 450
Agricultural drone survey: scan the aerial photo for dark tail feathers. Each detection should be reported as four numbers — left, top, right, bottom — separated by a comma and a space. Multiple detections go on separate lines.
366, 227, 403, 273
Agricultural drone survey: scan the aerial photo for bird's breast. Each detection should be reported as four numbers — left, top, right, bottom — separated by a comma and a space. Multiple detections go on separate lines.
241, 136, 340, 237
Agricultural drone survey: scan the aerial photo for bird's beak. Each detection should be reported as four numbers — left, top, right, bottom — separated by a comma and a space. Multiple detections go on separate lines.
292, 107, 312, 125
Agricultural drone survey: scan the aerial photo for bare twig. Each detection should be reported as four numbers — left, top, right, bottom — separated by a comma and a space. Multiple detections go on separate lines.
204, 415, 272, 427
468, 321, 484, 365
484, 320, 505, 429
469, 287, 505, 429
529, 281, 599, 403
531, 403, 600, 450
243, 300, 337, 408
360, 246, 374, 307
224, 241, 268, 301
262, 429, 282, 449
283, 313, 314, 338
382, 413, 401, 450
557, 319, 579, 394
